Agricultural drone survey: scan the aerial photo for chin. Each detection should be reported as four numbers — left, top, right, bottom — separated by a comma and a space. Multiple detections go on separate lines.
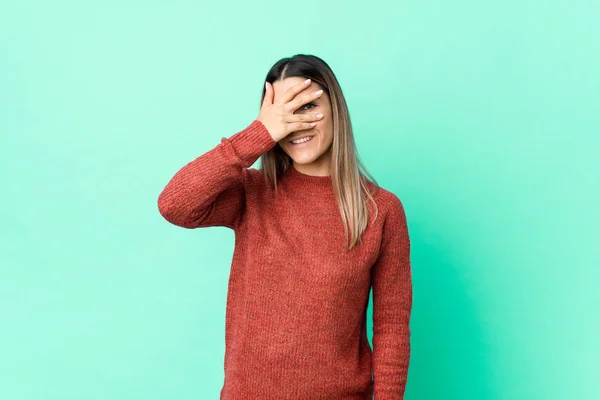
290, 151, 324, 164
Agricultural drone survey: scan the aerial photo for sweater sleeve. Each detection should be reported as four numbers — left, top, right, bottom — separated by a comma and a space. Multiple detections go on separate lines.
371, 194, 413, 399
157, 119, 276, 230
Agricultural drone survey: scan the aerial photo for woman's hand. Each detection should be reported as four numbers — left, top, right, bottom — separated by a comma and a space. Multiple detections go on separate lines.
257, 79, 324, 142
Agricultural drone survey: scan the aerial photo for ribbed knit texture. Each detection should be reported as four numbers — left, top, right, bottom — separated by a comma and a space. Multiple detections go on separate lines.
157, 119, 412, 399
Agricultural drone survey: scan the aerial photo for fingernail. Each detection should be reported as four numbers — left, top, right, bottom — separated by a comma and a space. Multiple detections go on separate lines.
305, 78, 311, 85
265, 81, 269, 90
315, 89, 323, 95
316, 113, 323, 118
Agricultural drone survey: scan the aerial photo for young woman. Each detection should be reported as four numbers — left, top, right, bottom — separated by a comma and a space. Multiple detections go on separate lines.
157, 54, 412, 400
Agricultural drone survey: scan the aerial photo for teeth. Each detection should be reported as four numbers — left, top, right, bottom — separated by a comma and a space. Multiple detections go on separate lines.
291, 136, 313, 144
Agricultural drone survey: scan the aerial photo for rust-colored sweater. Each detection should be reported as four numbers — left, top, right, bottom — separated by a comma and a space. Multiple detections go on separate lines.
157, 120, 412, 399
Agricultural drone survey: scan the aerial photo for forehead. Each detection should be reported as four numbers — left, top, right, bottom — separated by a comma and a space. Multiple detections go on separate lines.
271, 77, 323, 102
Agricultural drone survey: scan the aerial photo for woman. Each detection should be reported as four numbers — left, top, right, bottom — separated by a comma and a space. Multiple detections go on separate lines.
157, 54, 412, 400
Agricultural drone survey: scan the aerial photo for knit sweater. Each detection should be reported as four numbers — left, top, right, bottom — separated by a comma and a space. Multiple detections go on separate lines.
157, 119, 412, 399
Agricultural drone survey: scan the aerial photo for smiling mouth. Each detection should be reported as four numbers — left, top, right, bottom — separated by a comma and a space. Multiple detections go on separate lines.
289, 135, 315, 144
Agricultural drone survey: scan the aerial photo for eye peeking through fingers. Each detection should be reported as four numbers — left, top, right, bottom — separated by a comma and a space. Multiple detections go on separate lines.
300, 102, 317, 111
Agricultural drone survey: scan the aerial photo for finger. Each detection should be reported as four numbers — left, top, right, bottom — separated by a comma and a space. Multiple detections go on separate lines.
279, 78, 313, 105
284, 112, 323, 123
261, 81, 273, 110
284, 121, 317, 135
285, 88, 324, 113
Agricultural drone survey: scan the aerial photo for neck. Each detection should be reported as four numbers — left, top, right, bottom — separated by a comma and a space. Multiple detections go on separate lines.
292, 161, 331, 178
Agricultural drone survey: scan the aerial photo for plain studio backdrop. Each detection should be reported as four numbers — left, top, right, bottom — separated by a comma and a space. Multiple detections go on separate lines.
1, 1, 598, 399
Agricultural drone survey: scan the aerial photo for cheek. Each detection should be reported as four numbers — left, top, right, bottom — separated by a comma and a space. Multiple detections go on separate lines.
310, 109, 332, 134
315, 114, 332, 128
318, 120, 334, 143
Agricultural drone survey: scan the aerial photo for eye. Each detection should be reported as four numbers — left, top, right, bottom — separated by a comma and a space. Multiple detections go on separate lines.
300, 102, 316, 111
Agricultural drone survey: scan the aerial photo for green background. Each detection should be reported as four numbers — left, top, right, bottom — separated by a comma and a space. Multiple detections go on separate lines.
1, 1, 598, 399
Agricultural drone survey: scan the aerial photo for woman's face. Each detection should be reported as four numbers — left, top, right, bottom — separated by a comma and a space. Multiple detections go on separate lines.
271, 77, 334, 167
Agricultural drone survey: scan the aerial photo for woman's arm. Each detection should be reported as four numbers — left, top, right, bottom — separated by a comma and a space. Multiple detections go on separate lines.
371, 194, 413, 399
157, 119, 276, 230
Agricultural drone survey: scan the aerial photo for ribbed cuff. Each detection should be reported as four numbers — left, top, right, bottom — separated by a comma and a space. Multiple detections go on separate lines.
227, 119, 277, 167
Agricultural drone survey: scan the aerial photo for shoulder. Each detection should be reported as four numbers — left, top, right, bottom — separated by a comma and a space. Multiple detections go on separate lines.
243, 167, 261, 180
368, 184, 411, 256
241, 167, 264, 184
240, 167, 273, 192
368, 182, 407, 222
365, 182, 409, 240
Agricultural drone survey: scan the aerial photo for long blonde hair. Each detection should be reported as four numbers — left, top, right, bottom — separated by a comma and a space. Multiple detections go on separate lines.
259, 54, 381, 250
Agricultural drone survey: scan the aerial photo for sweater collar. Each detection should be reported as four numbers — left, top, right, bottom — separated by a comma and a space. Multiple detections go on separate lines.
284, 164, 333, 189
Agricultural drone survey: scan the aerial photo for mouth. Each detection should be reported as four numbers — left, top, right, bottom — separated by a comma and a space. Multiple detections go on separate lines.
289, 135, 315, 145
